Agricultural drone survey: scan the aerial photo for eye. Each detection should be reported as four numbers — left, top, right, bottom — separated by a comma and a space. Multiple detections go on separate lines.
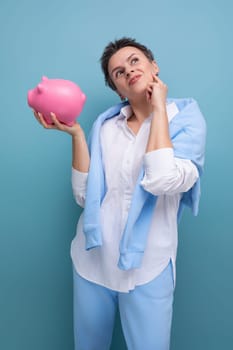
131, 57, 139, 65
115, 69, 124, 78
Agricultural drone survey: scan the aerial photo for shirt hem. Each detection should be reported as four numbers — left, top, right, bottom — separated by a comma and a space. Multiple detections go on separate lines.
71, 255, 176, 293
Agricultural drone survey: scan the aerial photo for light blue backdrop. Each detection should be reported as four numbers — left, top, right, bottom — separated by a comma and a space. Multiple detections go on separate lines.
0, 0, 232, 349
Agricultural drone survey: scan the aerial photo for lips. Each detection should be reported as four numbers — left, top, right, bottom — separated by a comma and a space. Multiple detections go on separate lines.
129, 75, 141, 86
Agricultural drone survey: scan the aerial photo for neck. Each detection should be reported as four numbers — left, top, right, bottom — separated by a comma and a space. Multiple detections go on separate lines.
128, 95, 153, 123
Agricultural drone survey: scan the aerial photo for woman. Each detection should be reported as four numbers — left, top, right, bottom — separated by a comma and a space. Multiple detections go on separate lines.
34, 37, 206, 350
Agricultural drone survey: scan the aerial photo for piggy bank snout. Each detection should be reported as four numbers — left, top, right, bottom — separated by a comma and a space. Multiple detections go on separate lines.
27, 90, 34, 107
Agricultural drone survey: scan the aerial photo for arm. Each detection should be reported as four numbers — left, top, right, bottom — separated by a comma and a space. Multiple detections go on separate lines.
143, 75, 198, 195
34, 111, 90, 206
34, 111, 90, 172
141, 148, 199, 196
71, 128, 90, 172
146, 74, 172, 152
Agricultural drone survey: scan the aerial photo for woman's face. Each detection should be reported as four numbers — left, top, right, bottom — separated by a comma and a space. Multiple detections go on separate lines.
108, 46, 159, 100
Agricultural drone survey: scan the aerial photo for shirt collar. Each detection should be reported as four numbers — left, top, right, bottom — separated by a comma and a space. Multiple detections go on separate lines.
116, 101, 179, 125
117, 105, 133, 121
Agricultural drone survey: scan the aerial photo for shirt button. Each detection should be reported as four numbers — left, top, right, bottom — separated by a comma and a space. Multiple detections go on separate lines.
125, 204, 130, 212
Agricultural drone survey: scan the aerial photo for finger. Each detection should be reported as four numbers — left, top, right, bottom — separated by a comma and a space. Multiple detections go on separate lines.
38, 112, 52, 129
50, 113, 65, 130
146, 90, 151, 101
151, 72, 159, 82
147, 83, 156, 93
147, 81, 155, 88
146, 86, 152, 100
33, 109, 40, 121
147, 82, 154, 93
152, 73, 165, 86
147, 83, 153, 90
50, 112, 60, 123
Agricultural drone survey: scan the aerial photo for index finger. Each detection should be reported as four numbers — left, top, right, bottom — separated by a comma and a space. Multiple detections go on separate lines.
151, 72, 160, 82
38, 112, 53, 129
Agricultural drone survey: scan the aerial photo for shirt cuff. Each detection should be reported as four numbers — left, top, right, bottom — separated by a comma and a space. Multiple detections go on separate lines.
143, 148, 175, 180
72, 167, 88, 189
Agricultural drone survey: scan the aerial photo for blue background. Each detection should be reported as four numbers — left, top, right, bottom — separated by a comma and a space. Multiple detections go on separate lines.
0, 0, 232, 349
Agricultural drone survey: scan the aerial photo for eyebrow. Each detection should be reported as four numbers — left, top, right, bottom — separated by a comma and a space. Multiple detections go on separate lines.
110, 53, 136, 76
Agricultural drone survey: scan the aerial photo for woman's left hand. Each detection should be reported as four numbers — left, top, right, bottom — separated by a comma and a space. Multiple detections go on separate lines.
146, 74, 168, 112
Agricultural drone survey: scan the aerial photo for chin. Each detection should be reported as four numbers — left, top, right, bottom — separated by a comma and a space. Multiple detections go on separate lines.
129, 85, 147, 98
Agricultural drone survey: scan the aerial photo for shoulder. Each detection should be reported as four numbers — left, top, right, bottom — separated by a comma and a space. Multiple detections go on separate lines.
167, 97, 199, 111
101, 102, 131, 132
101, 114, 119, 133
168, 97, 206, 129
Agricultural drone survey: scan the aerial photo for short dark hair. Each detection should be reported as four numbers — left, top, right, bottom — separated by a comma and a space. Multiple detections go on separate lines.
100, 37, 155, 91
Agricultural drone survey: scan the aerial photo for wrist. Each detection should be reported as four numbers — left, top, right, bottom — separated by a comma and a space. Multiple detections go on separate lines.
71, 126, 84, 138
72, 132, 84, 139
152, 103, 166, 114
151, 107, 167, 119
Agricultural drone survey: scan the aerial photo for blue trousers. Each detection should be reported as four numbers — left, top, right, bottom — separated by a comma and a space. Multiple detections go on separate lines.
73, 261, 174, 350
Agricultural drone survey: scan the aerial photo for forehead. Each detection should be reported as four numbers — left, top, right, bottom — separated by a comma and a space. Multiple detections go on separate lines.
108, 46, 146, 71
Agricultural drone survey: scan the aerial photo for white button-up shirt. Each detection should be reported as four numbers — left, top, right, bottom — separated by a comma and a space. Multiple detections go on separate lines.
71, 102, 199, 292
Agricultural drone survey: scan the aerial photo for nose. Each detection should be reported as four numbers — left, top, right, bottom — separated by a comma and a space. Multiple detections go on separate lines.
125, 67, 134, 78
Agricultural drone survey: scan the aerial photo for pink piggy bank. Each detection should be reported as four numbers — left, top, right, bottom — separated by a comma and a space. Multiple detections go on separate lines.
27, 76, 86, 126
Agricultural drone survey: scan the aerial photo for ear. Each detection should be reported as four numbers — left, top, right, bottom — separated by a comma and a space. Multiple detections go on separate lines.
152, 60, 159, 75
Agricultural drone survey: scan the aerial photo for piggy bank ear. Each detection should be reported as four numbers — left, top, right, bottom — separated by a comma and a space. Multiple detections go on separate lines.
37, 84, 44, 93
42, 76, 49, 81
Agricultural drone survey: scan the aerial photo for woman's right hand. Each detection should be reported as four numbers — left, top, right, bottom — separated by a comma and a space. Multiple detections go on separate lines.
33, 110, 84, 138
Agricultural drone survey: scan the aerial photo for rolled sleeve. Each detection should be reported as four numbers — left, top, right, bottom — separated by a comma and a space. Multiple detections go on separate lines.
140, 148, 199, 196
143, 148, 175, 179
71, 167, 88, 208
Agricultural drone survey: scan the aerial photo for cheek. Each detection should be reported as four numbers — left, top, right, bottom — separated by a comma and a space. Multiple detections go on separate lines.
113, 81, 128, 96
